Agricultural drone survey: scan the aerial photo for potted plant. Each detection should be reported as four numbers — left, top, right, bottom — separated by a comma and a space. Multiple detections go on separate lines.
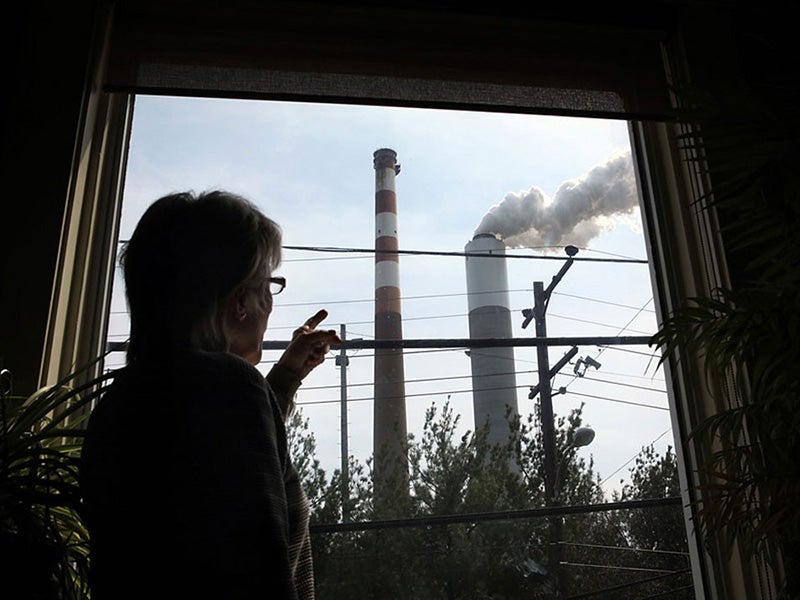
1, 366, 111, 599
651, 73, 800, 597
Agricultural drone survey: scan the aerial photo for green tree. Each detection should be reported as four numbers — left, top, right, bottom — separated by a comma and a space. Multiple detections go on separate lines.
582, 445, 693, 600
407, 402, 534, 599
287, 409, 378, 598
619, 445, 686, 552
289, 403, 691, 599
515, 405, 627, 597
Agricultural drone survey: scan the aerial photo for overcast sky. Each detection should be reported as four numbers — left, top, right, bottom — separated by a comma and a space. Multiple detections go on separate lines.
107, 95, 673, 497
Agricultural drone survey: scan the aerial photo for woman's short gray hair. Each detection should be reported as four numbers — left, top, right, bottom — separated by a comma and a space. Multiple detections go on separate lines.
120, 190, 282, 362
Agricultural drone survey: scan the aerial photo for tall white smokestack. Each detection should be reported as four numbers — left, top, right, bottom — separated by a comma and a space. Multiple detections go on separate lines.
372, 148, 408, 505
465, 233, 519, 449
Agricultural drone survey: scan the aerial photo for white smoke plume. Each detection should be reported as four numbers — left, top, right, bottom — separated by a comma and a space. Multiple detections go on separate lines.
474, 150, 638, 250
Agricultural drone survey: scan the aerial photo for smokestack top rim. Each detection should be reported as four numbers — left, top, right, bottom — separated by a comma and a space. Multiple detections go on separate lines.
465, 232, 506, 255
373, 148, 397, 158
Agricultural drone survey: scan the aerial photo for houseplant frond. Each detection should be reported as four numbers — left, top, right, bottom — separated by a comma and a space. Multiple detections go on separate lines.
1, 367, 115, 599
652, 72, 800, 596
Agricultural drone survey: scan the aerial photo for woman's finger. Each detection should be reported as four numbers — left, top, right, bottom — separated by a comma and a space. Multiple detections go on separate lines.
302, 329, 341, 347
303, 309, 329, 330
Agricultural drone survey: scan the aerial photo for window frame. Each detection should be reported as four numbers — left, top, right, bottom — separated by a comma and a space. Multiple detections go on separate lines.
44, 4, 776, 598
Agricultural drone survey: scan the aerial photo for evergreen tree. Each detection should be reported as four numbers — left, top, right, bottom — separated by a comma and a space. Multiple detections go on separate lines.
288, 404, 691, 598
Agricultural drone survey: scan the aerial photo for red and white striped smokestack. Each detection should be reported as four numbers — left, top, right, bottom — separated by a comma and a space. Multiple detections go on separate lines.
373, 148, 408, 502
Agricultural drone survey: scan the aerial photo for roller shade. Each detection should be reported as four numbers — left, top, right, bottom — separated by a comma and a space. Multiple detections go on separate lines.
104, 1, 675, 120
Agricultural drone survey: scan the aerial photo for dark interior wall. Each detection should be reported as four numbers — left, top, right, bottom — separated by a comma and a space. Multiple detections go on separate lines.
0, 2, 98, 395
672, 2, 799, 290
105, 0, 674, 120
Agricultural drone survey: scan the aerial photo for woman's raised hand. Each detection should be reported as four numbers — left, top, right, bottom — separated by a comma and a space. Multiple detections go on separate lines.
276, 309, 341, 381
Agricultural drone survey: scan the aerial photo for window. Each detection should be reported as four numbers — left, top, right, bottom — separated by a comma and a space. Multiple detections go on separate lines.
103, 96, 693, 598
45, 2, 770, 597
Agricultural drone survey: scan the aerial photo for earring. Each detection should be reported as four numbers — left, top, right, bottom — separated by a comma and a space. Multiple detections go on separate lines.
238, 311, 247, 321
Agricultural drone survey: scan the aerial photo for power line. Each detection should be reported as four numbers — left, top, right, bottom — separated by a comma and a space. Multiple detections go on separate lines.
295, 385, 671, 412
565, 391, 669, 411
109, 290, 657, 321
108, 345, 658, 399
560, 297, 656, 393
309, 497, 682, 534
260, 336, 652, 351
553, 291, 656, 312
566, 568, 692, 600
263, 308, 655, 334
560, 562, 677, 574
565, 246, 649, 261
300, 369, 538, 391
278, 289, 519, 308
258, 346, 469, 367
600, 345, 661, 358
297, 368, 665, 397
569, 374, 667, 394
296, 383, 526, 406
576, 369, 664, 383
108, 307, 657, 338
344, 329, 374, 340
118, 237, 649, 264
598, 429, 672, 487
283, 244, 649, 264
559, 541, 689, 556
283, 254, 372, 262
110, 337, 657, 396
547, 312, 653, 335
273, 289, 656, 313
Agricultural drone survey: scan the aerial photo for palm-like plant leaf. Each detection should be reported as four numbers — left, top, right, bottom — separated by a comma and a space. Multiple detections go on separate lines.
651, 74, 800, 596
1, 367, 114, 600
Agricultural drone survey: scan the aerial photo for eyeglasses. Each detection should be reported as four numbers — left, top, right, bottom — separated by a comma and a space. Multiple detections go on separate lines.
268, 276, 286, 295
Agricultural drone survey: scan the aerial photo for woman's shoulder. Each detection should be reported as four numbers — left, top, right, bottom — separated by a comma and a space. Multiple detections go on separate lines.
184, 351, 272, 405
96, 351, 270, 415
121, 350, 264, 385
180, 350, 265, 382
87, 352, 280, 447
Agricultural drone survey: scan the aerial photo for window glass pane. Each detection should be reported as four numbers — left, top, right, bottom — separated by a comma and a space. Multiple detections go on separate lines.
104, 95, 686, 595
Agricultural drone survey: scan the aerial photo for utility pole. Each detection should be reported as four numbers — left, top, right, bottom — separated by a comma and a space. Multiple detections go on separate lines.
522, 245, 578, 598
335, 324, 350, 518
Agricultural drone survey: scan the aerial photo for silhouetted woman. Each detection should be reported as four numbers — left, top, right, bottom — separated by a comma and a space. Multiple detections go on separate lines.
81, 190, 339, 599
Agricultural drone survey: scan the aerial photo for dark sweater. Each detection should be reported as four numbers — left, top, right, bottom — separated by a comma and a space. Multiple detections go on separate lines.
80, 351, 313, 599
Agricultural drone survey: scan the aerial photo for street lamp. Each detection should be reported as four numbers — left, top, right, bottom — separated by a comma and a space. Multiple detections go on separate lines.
572, 426, 596, 448
554, 426, 595, 502
551, 426, 595, 597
